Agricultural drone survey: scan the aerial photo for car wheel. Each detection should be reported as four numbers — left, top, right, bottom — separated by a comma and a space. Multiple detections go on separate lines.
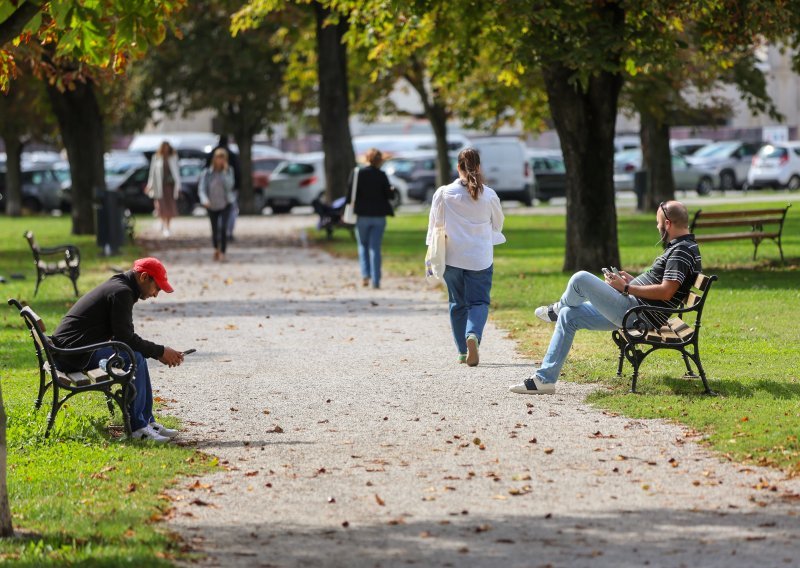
787, 175, 800, 191
696, 176, 713, 196
271, 205, 292, 214
719, 170, 736, 191
390, 191, 401, 210
22, 197, 42, 213
537, 196, 551, 204
520, 187, 533, 207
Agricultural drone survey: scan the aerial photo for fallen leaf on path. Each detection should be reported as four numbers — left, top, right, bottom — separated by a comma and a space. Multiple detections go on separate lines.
375, 494, 385, 506
266, 425, 284, 433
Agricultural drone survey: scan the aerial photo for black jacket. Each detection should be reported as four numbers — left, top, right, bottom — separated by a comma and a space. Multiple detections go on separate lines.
347, 166, 394, 217
51, 271, 165, 371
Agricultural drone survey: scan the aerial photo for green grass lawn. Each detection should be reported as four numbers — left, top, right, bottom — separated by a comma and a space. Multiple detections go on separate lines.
0, 216, 213, 564
320, 198, 800, 476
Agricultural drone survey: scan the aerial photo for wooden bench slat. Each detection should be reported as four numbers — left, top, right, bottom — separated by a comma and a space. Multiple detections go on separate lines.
694, 208, 788, 219
694, 273, 711, 291
696, 231, 779, 242
683, 293, 701, 308
66, 372, 93, 386
693, 216, 784, 228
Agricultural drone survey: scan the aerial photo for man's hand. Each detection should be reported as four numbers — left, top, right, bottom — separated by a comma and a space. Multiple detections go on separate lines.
604, 272, 626, 292
618, 270, 634, 283
159, 347, 184, 367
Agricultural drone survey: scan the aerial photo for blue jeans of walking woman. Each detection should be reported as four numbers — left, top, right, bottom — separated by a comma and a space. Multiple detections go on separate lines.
443, 264, 493, 355
355, 216, 386, 288
535, 271, 639, 384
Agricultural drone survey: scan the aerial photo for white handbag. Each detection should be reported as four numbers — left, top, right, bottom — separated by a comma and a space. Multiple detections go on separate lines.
342, 167, 359, 225
425, 189, 446, 282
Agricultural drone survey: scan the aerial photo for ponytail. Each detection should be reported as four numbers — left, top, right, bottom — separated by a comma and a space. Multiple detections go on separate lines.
457, 147, 484, 200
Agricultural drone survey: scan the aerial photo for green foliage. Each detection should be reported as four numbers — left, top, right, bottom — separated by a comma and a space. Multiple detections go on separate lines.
0, 216, 213, 562
0, 0, 186, 90
319, 197, 800, 474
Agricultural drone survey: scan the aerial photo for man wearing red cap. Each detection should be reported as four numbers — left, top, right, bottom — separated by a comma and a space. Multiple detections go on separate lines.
52, 257, 185, 442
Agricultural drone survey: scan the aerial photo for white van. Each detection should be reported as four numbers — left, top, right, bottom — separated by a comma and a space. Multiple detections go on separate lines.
470, 137, 534, 205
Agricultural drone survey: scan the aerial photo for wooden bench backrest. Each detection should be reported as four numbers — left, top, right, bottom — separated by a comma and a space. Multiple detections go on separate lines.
690, 206, 790, 231
680, 272, 717, 320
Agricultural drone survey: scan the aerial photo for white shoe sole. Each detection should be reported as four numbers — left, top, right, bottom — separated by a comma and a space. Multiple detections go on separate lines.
509, 377, 556, 395
466, 336, 479, 367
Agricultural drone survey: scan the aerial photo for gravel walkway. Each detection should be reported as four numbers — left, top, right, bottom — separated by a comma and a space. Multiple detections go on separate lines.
135, 215, 800, 568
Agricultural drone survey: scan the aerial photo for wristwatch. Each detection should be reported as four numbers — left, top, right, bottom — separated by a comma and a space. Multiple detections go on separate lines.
623, 284, 629, 296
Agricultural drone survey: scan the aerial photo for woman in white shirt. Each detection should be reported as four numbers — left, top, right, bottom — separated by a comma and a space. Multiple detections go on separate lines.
145, 141, 182, 237
426, 147, 505, 366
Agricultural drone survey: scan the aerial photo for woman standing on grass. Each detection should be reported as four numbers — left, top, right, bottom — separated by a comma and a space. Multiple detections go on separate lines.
198, 148, 236, 262
146, 141, 182, 237
347, 148, 396, 289
426, 147, 505, 367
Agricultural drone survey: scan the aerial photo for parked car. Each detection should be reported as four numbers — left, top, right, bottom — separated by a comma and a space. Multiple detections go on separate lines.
613, 149, 714, 195
263, 153, 408, 214
176, 158, 207, 214
614, 135, 641, 152
470, 137, 534, 205
670, 138, 714, 157
353, 133, 470, 160
382, 150, 456, 203
251, 156, 285, 192
0, 163, 64, 212
527, 150, 566, 202
686, 140, 762, 190
747, 142, 800, 189
128, 132, 234, 160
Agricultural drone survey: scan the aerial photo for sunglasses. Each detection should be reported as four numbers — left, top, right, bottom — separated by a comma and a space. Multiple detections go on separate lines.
659, 201, 671, 223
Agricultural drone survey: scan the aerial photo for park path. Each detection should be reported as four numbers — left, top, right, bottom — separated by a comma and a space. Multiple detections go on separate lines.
134, 215, 800, 568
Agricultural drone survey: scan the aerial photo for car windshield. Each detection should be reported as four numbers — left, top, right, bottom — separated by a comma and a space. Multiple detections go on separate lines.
692, 141, 739, 158
614, 149, 641, 164
180, 163, 204, 177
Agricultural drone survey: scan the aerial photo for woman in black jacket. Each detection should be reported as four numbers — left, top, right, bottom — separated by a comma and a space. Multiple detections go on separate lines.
347, 148, 396, 289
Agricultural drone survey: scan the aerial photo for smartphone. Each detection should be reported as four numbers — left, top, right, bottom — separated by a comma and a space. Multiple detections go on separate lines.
601, 268, 611, 276
611, 266, 621, 276
182, 348, 196, 355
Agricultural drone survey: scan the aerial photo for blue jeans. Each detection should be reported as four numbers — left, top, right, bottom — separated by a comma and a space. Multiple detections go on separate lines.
355, 216, 386, 287
536, 271, 639, 384
88, 347, 154, 431
443, 264, 493, 355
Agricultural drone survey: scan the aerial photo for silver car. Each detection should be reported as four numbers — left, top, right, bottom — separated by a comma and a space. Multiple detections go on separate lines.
685, 140, 761, 190
614, 150, 714, 195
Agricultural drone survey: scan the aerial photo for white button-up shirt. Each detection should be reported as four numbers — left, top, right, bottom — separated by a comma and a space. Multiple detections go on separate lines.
426, 179, 506, 271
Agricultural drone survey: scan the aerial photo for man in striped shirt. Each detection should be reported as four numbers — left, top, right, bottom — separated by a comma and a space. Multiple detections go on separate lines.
510, 201, 701, 395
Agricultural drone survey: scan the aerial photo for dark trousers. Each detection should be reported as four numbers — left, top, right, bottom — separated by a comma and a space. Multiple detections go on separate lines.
209, 204, 231, 253
87, 347, 153, 431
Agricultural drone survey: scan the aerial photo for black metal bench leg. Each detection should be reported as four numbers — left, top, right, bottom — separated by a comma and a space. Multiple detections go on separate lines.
625, 346, 641, 393
71, 274, 79, 296
45, 388, 61, 438
35, 369, 47, 410
105, 393, 116, 417
682, 352, 698, 378
689, 349, 715, 395
616, 347, 625, 377
34, 272, 42, 297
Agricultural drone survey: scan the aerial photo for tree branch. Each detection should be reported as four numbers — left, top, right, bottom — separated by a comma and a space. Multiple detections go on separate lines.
0, 1, 44, 48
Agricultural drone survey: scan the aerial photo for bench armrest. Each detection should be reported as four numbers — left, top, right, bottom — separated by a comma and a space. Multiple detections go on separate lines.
620, 303, 699, 331
48, 340, 135, 381
38, 244, 80, 262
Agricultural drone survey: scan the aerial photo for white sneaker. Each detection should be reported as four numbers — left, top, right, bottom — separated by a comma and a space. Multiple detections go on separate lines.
466, 334, 480, 367
535, 303, 560, 323
510, 375, 556, 395
150, 421, 178, 438
131, 424, 170, 443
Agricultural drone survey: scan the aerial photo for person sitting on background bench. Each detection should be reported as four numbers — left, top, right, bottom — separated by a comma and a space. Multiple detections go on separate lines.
51, 257, 185, 442
510, 200, 702, 395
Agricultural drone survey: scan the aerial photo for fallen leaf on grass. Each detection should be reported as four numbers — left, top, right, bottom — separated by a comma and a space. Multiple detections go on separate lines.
126, 483, 137, 493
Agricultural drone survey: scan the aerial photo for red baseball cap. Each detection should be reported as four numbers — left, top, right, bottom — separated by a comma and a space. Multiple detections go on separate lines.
132, 257, 174, 293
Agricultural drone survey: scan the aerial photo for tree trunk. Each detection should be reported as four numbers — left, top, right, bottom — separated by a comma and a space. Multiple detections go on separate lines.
46, 79, 106, 235
1, 137, 23, 217
640, 110, 675, 211
0, 384, 13, 538
404, 60, 451, 189
543, 63, 623, 271
313, 1, 355, 202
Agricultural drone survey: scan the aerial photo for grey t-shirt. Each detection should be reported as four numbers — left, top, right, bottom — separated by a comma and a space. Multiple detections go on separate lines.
207, 172, 228, 211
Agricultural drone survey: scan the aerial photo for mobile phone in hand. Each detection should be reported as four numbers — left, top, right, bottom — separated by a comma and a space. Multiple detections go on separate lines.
611, 266, 621, 276
182, 348, 196, 355
601, 268, 611, 276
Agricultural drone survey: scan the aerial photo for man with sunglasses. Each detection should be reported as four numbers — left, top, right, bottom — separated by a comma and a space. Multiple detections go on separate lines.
510, 200, 701, 395
52, 257, 185, 441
